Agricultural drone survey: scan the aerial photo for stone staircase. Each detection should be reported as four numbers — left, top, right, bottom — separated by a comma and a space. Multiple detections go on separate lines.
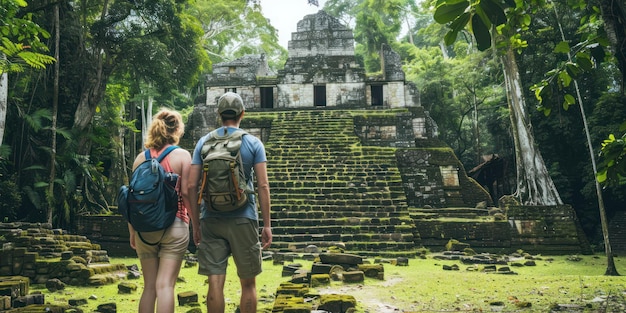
252, 109, 418, 257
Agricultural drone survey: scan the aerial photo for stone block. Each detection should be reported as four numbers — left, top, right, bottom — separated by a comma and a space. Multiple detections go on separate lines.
0, 276, 29, 297
273, 294, 305, 312
0, 295, 10, 310
68, 298, 88, 306
341, 271, 364, 283
318, 294, 357, 313
12, 293, 44, 307
283, 303, 312, 313
177, 291, 198, 306
357, 264, 384, 279
276, 282, 309, 297
0, 252, 12, 266
319, 253, 363, 266
117, 282, 137, 294
311, 263, 333, 275
310, 274, 330, 287
97, 302, 116, 313
46, 278, 66, 292
23, 252, 37, 263
0, 266, 11, 276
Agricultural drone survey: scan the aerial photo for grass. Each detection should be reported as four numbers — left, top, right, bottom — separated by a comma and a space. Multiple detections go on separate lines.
31, 253, 626, 312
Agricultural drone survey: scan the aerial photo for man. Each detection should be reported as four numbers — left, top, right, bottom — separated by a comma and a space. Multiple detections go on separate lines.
187, 92, 272, 313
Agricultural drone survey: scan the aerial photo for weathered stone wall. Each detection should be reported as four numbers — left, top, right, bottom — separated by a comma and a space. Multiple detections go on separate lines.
608, 211, 626, 254
288, 10, 355, 57
386, 82, 407, 108
415, 220, 512, 251
395, 148, 492, 208
381, 44, 405, 82
74, 215, 134, 257
507, 205, 592, 254
0, 222, 125, 286
206, 54, 273, 87
206, 87, 257, 108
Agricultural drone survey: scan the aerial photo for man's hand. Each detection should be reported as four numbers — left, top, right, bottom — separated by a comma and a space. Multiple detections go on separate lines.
261, 226, 272, 249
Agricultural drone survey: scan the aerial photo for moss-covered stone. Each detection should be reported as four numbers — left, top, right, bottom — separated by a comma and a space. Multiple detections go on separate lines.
318, 294, 357, 313
310, 274, 331, 287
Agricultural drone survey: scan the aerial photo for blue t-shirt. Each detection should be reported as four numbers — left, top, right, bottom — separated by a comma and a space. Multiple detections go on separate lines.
192, 126, 267, 221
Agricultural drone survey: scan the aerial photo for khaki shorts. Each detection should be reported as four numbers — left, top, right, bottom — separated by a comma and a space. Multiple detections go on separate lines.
197, 217, 262, 279
135, 218, 189, 260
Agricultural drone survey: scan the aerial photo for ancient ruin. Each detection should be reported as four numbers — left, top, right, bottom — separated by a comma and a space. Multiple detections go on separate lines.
182, 10, 591, 256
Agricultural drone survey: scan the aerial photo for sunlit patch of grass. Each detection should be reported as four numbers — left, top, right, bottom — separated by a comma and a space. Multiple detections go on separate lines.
30, 253, 626, 312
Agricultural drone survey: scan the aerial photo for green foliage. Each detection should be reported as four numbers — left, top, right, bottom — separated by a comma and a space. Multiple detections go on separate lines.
0, 178, 21, 222
531, 33, 610, 115
598, 133, 626, 185
0, 0, 55, 74
433, 0, 513, 51
190, 0, 284, 69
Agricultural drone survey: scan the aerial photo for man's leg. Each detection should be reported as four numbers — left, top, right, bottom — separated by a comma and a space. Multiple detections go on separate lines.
239, 277, 257, 313
207, 274, 226, 313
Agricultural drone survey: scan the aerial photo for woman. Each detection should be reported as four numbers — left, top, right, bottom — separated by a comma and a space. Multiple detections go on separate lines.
127, 108, 199, 313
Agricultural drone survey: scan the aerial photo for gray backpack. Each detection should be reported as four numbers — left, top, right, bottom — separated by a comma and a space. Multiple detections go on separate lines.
198, 128, 252, 212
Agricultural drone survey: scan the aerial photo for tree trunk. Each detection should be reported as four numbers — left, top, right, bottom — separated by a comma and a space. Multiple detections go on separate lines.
73, 58, 108, 154
552, 4, 619, 275
501, 49, 563, 205
140, 91, 153, 149
73, 0, 111, 155
598, 0, 626, 90
0, 54, 6, 148
47, 4, 60, 225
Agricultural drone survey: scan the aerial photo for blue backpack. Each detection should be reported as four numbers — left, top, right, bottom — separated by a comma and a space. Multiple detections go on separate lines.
117, 146, 180, 245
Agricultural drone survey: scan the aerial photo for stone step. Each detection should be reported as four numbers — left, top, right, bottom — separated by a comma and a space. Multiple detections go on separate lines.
271, 240, 417, 251
271, 227, 416, 238
269, 191, 408, 200
272, 205, 408, 218
271, 233, 415, 243
270, 167, 400, 173
268, 184, 404, 190
269, 198, 408, 207
409, 207, 491, 219
265, 150, 394, 157
272, 216, 414, 225
271, 205, 408, 213
268, 180, 401, 188
270, 225, 415, 236
267, 174, 400, 179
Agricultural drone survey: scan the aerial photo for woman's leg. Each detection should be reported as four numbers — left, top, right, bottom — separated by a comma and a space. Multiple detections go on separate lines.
138, 257, 159, 313
155, 257, 183, 313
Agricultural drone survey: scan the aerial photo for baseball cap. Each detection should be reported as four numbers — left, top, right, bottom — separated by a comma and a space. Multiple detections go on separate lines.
217, 92, 244, 115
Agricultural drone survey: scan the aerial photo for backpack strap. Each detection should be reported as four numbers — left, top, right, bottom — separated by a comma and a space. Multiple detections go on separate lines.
145, 145, 179, 162
137, 231, 165, 246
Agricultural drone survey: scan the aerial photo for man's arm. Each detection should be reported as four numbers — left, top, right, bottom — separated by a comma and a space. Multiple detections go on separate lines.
184, 164, 203, 246
254, 161, 272, 249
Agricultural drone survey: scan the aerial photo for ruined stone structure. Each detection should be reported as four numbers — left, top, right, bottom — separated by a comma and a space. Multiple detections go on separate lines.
182, 10, 589, 256
0, 222, 126, 287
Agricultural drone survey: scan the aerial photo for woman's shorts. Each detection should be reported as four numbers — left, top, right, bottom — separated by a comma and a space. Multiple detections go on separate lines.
134, 218, 189, 260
